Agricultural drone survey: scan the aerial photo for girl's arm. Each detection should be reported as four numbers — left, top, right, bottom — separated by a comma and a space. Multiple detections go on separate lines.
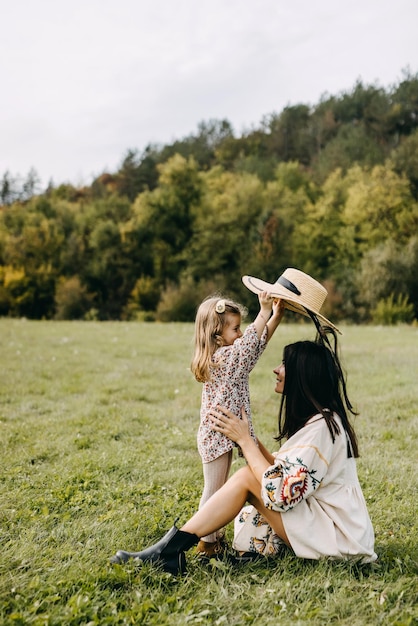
265, 299, 285, 342
253, 294, 285, 342
252, 291, 274, 339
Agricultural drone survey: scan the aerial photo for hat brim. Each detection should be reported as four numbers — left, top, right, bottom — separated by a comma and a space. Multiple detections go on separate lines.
242, 275, 340, 333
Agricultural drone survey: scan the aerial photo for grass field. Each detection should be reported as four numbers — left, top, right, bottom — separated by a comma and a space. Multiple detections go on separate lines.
1, 319, 417, 625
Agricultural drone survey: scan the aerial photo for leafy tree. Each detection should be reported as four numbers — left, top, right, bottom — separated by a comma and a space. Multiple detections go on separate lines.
21, 168, 41, 201
0, 284, 11, 315
184, 168, 264, 289
83, 219, 133, 319
157, 119, 234, 170
1, 171, 18, 205
358, 236, 418, 320
312, 123, 385, 183
113, 147, 159, 201
292, 168, 349, 276
214, 135, 248, 170
1, 73, 418, 321
54, 276, 93, 320
156, 276, 201, 322
341, 163, 418, 250
48, 183, 82, 202
0, 199, 68, 317
390, 68, 418, 137
3, 212, 65, 273
243, 162, 316, 289
7, 272, 56, 318
129, 154, 202, 286
289, 167, 363, 320
391, 129, 418, 198
308, 99, 339, 157
233, 154, 279, 182
263, 105, 314, 164
0, 167, 41, 204
330, 81, 389, 130
371, 293, 415, 325
125, 276, 161, 318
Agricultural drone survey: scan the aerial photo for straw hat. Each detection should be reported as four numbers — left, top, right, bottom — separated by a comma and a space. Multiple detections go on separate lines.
242, 268, 339, 332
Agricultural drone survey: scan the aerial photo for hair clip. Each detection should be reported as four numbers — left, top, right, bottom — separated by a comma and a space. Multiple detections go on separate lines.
215, 299, 226, 313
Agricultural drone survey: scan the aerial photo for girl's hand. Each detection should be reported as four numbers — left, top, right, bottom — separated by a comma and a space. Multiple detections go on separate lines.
258, 290, 274, 312
209, 406, 251, 446
272, 298, 285, 320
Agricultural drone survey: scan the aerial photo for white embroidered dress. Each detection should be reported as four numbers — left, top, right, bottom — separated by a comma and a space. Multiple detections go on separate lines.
234, 414, 377, 562
197, 323, 268, 463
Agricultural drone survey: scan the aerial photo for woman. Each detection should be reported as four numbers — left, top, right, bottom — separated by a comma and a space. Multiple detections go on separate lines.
110, 330, 377, 574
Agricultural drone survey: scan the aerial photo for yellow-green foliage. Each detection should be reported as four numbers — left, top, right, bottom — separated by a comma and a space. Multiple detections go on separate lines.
372, 293, 415, 325
2, 75, 418, 322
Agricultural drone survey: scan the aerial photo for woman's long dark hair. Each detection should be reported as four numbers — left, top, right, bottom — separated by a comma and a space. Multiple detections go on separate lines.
276, 324, 359, 458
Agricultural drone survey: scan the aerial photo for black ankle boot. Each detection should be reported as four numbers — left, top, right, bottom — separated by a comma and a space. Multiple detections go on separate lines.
110, 524, 199, 575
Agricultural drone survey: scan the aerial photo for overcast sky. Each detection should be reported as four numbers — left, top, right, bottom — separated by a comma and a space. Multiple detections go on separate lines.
2, 0, 417, 189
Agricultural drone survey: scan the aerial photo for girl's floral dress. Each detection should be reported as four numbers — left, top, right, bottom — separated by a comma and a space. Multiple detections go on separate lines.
233, 414, 377, 563
197, 323, 268, 463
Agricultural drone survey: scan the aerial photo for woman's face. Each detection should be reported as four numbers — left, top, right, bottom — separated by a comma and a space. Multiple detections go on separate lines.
273, 361, 285, 394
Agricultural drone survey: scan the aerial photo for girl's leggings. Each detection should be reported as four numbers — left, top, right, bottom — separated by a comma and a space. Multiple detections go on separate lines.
199, 450, 233, 543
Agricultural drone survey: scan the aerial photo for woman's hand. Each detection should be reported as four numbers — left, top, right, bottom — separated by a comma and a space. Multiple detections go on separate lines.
209, 406, 251, 446
211, 405, 272, 482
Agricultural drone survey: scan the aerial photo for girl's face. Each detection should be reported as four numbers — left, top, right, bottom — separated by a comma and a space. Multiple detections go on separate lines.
273, 361, 285, 394
221, 313, 242, 346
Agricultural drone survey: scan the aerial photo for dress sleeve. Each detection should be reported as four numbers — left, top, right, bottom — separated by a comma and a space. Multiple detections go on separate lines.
261, 418, 335, 513
218, 323, 268, 379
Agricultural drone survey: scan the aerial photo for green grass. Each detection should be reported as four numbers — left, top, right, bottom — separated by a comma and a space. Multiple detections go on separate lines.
1, 319, 417, 625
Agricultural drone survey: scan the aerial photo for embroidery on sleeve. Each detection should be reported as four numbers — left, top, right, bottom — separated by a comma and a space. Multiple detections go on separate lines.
264, 456, 322, 510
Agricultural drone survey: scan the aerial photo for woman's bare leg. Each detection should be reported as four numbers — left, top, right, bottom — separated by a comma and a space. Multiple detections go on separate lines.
182, 466, 290, 547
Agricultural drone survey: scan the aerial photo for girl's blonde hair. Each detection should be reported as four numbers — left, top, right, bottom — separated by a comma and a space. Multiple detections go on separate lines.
191, 295, 247, 382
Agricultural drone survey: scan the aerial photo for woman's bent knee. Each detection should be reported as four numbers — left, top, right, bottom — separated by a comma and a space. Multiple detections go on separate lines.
230, 465, 260, 492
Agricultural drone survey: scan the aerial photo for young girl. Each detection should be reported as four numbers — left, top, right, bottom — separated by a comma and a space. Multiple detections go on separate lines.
110, 330, 377, 574
190, 292, 284, 557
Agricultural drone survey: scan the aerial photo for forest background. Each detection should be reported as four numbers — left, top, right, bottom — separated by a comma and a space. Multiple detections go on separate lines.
1, 71, 418, 324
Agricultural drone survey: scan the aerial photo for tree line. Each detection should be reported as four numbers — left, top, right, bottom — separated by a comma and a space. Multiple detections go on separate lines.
1, 70, 418, 324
